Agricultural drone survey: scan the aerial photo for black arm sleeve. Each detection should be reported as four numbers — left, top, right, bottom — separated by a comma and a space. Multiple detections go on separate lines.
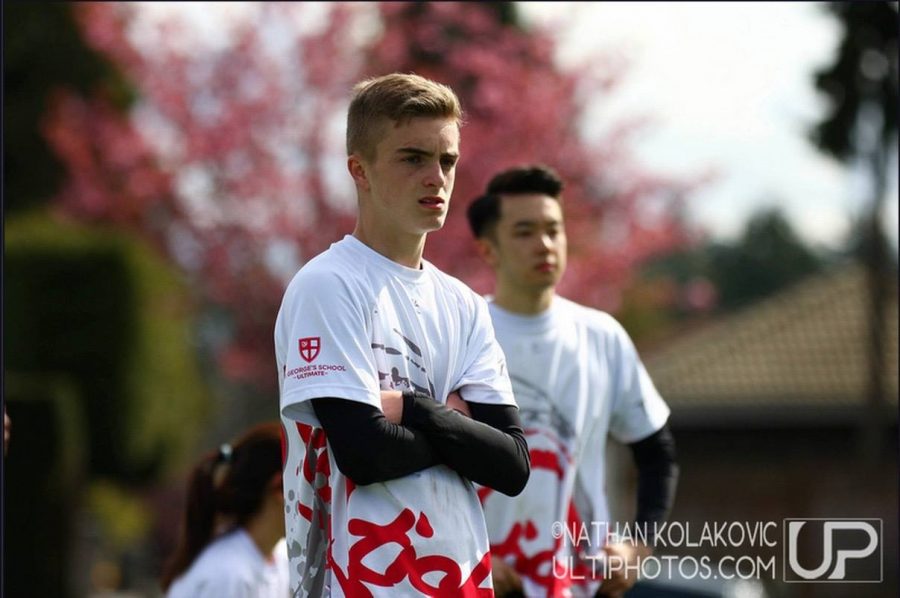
401, 392, 530, 496
628, 423, 679, 539
311, 397, 440, 486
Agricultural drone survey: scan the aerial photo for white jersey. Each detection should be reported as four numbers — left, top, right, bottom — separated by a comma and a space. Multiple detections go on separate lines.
276, 235, 515, 597
480, 297, 669, 598
166, 529, 289, 598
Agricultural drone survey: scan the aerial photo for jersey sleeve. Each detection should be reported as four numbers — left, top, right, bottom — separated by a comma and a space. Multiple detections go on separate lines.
453, 292, 516, 407
277, 268, 380, 426
606, 317, 670, 444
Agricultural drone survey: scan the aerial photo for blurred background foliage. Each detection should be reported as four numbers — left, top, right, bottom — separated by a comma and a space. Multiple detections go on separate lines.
4, 2, 135, 212
5, 210, 209, 479
4, 210, 210, 596
5, 3, 208, 596
3, 1, 896, 596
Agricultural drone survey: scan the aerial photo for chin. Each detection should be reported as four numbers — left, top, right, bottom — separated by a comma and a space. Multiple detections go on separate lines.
422, 218, 447, 233
531, 274, 559, 289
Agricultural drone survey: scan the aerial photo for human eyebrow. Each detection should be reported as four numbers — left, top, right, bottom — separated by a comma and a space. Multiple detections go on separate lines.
396, 147, 432, 158
512, 220, 537, 231
512, 217, 561, 231
396, 147, 459, 162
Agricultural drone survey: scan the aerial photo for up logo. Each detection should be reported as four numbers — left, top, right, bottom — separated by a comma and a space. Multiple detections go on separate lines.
783, 519, 882, 583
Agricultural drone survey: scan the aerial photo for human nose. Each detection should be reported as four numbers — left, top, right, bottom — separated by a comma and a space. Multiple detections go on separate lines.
538, 233, 554, 252
422, 161, 446, 189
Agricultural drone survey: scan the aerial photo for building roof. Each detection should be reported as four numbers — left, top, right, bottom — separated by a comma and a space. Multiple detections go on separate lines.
643, 262, 898, 426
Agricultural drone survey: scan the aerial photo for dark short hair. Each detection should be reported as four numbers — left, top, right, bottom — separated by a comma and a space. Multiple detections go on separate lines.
466, 164, 564, 239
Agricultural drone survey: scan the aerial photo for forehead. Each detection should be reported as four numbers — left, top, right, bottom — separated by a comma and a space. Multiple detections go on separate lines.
376, 116, 460, 155
498, 193, 563, 225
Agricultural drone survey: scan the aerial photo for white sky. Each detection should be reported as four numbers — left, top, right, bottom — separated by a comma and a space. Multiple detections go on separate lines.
519, 1, 899, 252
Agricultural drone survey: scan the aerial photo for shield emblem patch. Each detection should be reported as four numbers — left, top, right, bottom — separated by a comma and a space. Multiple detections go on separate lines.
298, 337, 321, 363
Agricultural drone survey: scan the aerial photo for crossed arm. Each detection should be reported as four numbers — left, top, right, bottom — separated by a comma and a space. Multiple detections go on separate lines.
311, 390, 530, 496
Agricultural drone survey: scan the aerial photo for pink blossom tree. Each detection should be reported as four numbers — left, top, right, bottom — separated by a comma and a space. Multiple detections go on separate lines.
45, 2, 704, 391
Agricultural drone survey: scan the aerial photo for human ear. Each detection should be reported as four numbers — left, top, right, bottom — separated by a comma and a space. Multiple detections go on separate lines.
347, 155, 369, 192
475, 238, 500, 269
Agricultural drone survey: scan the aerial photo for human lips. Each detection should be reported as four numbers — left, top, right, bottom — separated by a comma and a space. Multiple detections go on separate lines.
535, 261, 557, 273
418, 196, 445, 210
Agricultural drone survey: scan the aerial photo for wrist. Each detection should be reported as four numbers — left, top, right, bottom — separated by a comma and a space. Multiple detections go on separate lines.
381, 390, 405, 424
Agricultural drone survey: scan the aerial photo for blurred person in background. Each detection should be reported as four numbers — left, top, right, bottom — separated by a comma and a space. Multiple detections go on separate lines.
467, 165, 679, 598
276, 72, 529, 596
160, 421, 288, 598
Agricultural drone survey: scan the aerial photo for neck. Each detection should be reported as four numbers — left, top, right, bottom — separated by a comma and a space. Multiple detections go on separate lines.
243, 502, 284, 560
493, 282, 555, 315
353, 223, 426, 269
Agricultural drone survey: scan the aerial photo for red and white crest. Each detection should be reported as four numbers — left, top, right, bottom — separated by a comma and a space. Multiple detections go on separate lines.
298, 337, 321, 363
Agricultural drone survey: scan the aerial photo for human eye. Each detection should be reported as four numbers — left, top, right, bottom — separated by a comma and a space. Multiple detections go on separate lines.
403, 154, 423, 165
441, 155, 458, 170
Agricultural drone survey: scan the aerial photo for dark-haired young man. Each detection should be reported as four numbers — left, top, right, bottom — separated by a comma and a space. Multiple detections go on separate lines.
467, 165, 678, 598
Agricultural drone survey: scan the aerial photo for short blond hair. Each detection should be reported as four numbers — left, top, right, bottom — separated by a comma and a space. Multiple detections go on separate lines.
346, 73, 463, 160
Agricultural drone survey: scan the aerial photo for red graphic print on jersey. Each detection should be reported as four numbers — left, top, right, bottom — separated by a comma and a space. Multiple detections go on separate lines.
330, 509, 494, 597
296, 423, 330, 530
480, 431, 600, 597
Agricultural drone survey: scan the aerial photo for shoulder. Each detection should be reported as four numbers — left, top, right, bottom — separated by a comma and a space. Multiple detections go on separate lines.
426, 263, 487, 312
168, 532, 259, 595
198, 530, 258, 570
288, 245, 351, 286
557, 297, 634, 344
282, 244, 365, 303
556, 297, 619, 329
273, 537, 289, 565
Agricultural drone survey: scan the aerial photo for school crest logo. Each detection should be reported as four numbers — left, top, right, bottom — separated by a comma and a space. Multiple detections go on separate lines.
298, 337, 321, 363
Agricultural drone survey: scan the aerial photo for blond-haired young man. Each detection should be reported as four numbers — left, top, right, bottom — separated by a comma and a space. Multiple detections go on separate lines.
276, 73, 529, 597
